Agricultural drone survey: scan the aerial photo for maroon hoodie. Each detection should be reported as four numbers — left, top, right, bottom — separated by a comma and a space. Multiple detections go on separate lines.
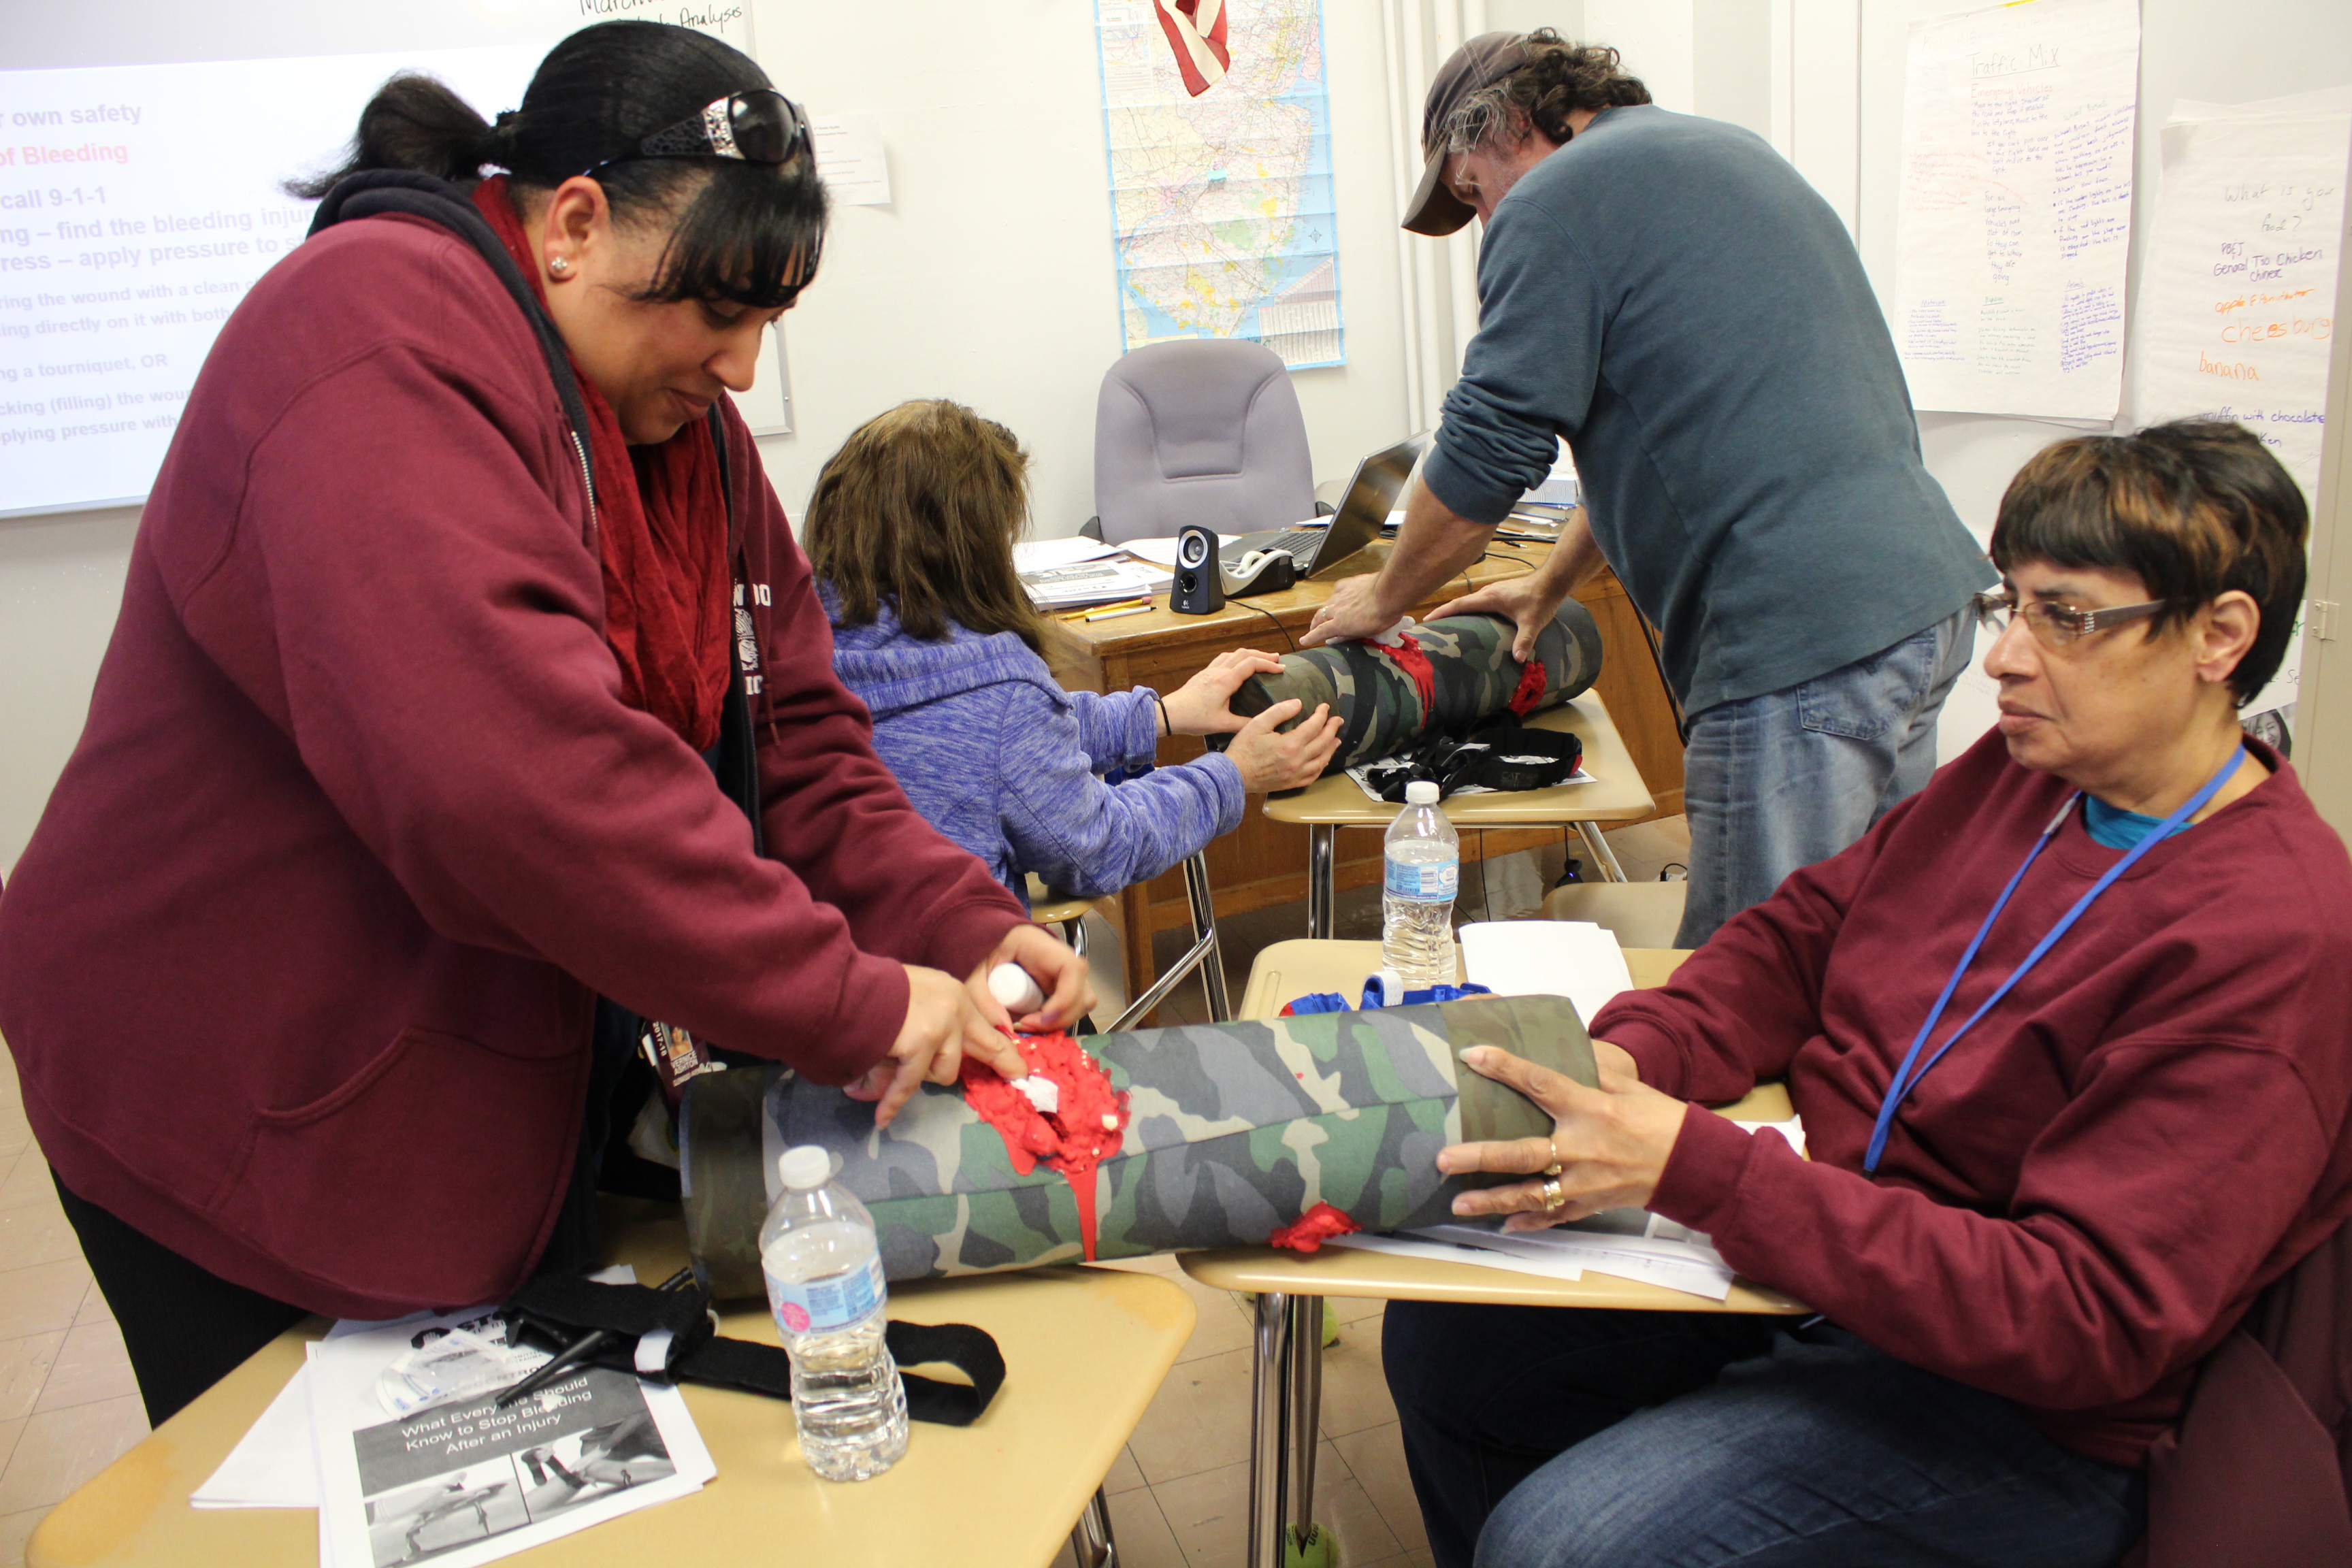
0, 211, 1028, 1320
1596, 730, 2352, 1467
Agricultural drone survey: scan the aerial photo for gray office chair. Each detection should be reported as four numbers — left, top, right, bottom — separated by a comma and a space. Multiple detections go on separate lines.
1090, 339, 1317, 544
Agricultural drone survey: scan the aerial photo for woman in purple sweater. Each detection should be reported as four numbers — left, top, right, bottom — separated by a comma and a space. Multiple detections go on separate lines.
804, 400, 1341, 907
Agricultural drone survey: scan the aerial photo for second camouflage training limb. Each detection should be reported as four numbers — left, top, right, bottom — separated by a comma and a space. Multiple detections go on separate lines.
1210, 602, 1603, 776
680, 994, 1600, 1298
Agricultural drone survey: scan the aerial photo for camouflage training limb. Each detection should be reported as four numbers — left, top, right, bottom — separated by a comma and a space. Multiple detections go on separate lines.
680, 994, 1599, 1299
1214, 603, 1603, 776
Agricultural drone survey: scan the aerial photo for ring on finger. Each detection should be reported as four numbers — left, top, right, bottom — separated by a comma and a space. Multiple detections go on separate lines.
1538, 1175, 1565, 1210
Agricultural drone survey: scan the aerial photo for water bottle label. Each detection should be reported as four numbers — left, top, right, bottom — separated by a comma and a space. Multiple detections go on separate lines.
1385, 855, 1458, 901
766, 1253, 886, 1335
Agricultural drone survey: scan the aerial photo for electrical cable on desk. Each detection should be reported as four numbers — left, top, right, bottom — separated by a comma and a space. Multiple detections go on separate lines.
1230, 596, 1298, 653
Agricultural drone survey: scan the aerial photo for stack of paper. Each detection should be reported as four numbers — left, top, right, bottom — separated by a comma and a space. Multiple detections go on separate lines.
1457, 919, 1634, 1028
1021, 554, 1172, 609
1011, 536, 1121, 574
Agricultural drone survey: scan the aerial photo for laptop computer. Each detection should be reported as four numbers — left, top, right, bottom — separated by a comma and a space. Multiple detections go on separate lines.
1220, 431, 1431, 574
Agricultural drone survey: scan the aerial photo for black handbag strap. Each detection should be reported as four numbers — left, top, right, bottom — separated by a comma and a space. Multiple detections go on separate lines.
507, 1275, 1007, 1427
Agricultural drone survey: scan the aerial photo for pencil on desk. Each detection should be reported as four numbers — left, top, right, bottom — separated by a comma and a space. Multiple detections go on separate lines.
1083, 604, 1153, 622
1060, 596, 1148, 621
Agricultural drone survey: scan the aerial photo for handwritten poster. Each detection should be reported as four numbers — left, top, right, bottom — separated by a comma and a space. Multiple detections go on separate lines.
1893, 0, 2140, 419
2129, 88, 2349, 719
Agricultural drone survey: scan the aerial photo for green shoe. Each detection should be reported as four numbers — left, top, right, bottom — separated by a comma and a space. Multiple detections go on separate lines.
1286, 1521, 1336, 1568
1322, 1298, 1341, 1348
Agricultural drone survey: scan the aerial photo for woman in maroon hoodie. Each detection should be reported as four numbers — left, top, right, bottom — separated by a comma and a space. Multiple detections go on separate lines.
0, 22, 1088, 1424
1382, 422, 2352, 1568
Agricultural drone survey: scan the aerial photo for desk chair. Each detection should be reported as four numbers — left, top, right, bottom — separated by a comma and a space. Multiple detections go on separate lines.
1092, 340, 1316, 545
1026, 861, 1230, 1031
1025, 875, 1095, 958
1196, 939, 1806, 1568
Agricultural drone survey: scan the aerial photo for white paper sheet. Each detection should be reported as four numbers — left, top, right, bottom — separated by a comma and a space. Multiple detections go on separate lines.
1409, 1222, 1737, 1301
1456, 919, 1635, 1028
2127, 91, 2350, 719
194, 1353, 322, 1508
809, 112, 891, 206
1013, 536, 1122, 572
1893, 0, 2141, 418
1324, 1231, 1584, 1281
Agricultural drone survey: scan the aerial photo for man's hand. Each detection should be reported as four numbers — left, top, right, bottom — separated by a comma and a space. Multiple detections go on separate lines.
1161, 649, 1286, 736
1435, 1045, 1686, 1231
847, 965, 1030, 1128
1299, 574, 1403, 648
973, 923, 1097, 1034
1426, 573, 1570, 664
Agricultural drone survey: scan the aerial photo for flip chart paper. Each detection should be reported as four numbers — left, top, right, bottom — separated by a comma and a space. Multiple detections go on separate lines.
2128, 92, 2349, 719
1893, 0, 2141, 419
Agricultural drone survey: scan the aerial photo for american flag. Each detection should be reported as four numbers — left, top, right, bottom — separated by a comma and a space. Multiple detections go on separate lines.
1152, 0, 1229, 97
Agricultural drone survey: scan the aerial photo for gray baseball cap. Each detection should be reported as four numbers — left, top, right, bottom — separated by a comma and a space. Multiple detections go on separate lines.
1401, 31, 1530, 237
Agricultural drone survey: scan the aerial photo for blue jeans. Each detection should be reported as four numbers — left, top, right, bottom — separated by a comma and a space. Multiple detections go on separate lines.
1676, 610, 1972, 947
1382, 1301, 2144, 1568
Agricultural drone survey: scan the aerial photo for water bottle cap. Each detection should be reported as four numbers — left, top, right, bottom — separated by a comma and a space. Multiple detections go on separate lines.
779, 1145, 832, 1191
1405, 781, 1441, 805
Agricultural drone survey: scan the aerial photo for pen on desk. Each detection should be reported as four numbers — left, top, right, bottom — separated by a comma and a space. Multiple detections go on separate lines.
1083, 604, 1153, 622
494, 1267, 694, 1407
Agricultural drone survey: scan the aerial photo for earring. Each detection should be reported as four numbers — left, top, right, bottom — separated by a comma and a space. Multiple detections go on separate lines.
549, 257, 571, 276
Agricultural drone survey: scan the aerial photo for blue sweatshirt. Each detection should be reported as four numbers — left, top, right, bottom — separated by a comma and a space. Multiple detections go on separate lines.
1424, 105, 1993, 718
821, 586, 1245, 909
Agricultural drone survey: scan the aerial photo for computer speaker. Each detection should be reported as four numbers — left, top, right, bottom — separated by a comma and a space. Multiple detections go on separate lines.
1169, 524, 1226, 616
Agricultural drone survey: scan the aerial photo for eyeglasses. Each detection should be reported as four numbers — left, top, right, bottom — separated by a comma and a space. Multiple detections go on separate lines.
585, 89, 809, 178
1970, 590, 2167, 648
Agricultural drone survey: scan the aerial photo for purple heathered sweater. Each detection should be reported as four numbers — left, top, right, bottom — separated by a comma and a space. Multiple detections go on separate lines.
821, 586, 1244, 909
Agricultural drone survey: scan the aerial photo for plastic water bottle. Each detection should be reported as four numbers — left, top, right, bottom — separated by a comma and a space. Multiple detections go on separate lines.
1382, 780, 1460, 985
760, 1145, 909, 1481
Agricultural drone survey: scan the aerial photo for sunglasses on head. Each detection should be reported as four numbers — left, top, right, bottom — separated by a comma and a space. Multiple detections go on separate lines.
583, 88, 809, 178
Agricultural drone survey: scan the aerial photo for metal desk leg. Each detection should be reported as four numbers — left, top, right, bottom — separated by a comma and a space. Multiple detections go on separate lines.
1068, 1486, 1119, 1568
1575, 820, 1629, 883
1281, 1293, 1324, 1545
1247, 1290, 1297, 1568
1307, 826, 1336, 939
1180, 851, 1232, 1022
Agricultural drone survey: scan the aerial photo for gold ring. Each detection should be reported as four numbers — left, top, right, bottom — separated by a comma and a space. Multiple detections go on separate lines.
1539, 1176, 1565, 1209
1543, 1136, 1563, 1177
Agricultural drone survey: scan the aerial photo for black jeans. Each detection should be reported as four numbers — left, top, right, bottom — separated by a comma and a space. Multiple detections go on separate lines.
52, 1171, 308, 1427
1382, 1299, 2145, 1568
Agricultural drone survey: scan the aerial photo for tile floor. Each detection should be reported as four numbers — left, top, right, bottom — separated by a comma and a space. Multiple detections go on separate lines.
0, 816, 1687, 1568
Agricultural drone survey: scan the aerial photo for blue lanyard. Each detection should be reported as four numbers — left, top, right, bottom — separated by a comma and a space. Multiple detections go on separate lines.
1861, 747, 2245, 1175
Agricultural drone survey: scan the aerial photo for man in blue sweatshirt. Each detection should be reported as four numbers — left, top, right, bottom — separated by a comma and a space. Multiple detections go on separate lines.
1305, 31, 1991, 945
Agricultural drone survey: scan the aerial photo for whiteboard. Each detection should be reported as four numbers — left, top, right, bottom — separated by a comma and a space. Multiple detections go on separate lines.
0, 0, 787, 520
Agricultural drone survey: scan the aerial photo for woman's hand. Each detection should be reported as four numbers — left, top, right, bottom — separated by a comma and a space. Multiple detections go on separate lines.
1222, 699, 1343, 792
973, 923, 1098, 1034
1436, 1043, 1686, 1232
1160, 649, 1286, 736
846, 965, 1030, 1128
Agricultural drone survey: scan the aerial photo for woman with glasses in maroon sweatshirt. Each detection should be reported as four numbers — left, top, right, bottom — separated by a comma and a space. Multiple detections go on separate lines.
0, 22, 1088, 1424
1382, 421, 2352, 1568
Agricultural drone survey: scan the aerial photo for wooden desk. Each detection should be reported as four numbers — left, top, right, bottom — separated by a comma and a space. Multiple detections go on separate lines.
30, 1200, 1195, 1568
1196, 938, 1803, 1568
1050, 534, 1688, 1005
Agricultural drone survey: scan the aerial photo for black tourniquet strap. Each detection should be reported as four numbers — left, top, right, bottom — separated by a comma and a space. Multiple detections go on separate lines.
506, 1275, 1007, 1427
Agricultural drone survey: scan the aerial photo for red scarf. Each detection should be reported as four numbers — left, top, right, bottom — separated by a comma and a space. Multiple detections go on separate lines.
472, 176, 732, 752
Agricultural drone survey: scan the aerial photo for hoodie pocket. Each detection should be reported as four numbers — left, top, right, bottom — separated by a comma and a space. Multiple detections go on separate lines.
225, 1026, 581, 1305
